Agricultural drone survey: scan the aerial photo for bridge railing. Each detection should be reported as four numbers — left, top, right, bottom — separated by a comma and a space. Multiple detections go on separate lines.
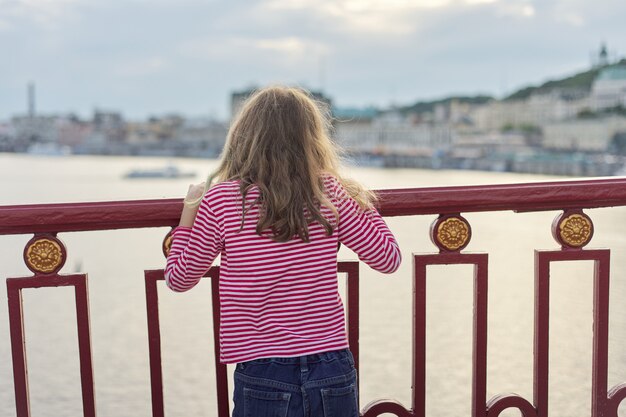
3, 177, 626, 417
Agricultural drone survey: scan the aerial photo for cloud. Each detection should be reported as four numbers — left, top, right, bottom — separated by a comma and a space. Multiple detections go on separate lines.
465, 0, 498, 4
499, 3, 536, 18
267, 0, 453, 12
260, 0, 542, 37
178, 35, 329, 76
0, 0, 81, 28
263, 0, 436, 35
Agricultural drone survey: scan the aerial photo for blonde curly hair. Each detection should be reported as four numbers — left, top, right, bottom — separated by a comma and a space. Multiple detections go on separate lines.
187, 85, 376, 242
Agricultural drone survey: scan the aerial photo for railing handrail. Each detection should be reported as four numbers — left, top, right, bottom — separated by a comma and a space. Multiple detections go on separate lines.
2, 177, 626, 235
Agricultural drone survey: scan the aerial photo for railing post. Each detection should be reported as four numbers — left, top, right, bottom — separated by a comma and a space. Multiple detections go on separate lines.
6, 281, 30, 417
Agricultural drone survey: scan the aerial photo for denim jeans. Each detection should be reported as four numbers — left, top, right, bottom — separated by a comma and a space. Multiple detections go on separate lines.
232, 349, 359, 417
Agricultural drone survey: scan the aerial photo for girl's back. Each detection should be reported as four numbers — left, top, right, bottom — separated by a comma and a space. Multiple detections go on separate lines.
166, 175, 400, 364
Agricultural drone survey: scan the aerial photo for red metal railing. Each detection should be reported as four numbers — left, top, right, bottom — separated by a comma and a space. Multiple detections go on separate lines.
4, 177, 626, 417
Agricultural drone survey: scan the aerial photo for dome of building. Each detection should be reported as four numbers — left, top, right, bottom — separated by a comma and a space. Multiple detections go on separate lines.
597, 66, 626, 81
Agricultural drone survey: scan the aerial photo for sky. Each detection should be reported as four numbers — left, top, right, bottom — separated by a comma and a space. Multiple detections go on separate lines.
1, 0, 625, 120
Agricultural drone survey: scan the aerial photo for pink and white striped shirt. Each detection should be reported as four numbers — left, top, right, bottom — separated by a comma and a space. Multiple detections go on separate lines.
165, 175, 401, 364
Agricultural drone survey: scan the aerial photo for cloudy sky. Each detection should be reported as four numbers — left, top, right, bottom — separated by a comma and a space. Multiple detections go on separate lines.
1, 0, 624, 120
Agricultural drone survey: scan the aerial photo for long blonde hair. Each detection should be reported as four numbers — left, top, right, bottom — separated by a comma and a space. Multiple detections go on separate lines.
188, 85, 376, 242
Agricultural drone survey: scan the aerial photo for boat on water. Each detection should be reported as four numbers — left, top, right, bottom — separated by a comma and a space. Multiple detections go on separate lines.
123, 164, 196, 179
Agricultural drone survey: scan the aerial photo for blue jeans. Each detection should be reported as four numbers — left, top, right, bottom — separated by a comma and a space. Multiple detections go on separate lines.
232, 349, 359, 417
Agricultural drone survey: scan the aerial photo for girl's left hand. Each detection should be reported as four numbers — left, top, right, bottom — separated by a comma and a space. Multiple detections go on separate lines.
179, 182, 206, 227
185, 182, 206, 203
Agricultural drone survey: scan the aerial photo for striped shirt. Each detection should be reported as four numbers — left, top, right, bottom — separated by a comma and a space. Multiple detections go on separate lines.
165, 175, 401, 364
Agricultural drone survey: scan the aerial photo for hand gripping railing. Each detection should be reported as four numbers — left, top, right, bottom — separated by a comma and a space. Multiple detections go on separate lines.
4, 177, 626, 417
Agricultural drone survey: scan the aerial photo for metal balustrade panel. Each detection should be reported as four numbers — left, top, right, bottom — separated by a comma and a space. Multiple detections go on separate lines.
533, 250, 610, 417
6, 274, 96, 417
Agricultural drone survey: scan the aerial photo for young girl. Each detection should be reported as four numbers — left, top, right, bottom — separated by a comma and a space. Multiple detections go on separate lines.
165, 86, 401, 417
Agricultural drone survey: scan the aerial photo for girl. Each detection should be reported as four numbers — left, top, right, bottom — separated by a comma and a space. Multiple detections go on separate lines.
165, 86, 401, 417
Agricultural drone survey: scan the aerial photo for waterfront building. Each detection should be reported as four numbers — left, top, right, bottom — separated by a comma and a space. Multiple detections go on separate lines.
172, 117, 228, 151
448, 99, 479, 126
11, 115, 60, 145
591, 65, 626, 110
92, 109, 126, 143
123, 119, 176, 157
0, 122, 15, 151
334, 110, 453, 154
124, 116, 227, 157
74, 110, 127, 154
56, 116, 92, 148
542, 116, 626, 151
452, 131, 529, 152
10, 113, 94, 152
471, 91, 589, 131
126, 122, 161, 146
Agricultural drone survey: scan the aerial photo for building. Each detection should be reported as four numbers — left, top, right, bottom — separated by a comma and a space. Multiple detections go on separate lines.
592, 43, 611, 68
57, 116, 92, 147
173, 117, 228, 155
92, 109, 126, 143
591, 66, 626, 110
471, 90, 589, 131
0, 122, 16, 151
542, 116, 626, 151
11, 115, 59, 144
334, 110, 453, 154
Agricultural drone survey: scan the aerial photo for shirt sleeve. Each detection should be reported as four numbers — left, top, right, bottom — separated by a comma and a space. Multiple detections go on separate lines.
164, 196, 223, 292
333, 180, 402, 273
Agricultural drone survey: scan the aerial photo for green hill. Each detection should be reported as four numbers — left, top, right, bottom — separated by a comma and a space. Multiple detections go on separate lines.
400, 95, 493, 114
505, 58, 626, 101
398, 59, 626, 114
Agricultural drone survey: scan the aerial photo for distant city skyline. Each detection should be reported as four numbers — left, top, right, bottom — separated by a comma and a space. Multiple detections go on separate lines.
1, 0, 625, 120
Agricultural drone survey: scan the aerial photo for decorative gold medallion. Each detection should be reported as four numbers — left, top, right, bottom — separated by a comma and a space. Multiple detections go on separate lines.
432, 215, 471, 252
558, 213, 593, 248
162, 231, 173, 258
24, 237, 65, 274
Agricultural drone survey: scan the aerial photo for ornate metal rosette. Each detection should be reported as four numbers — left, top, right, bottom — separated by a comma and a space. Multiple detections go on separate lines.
23, 234, 67, 274
552, 210, 593, 249
430, 214, 472, 252
163, 229, 173, 258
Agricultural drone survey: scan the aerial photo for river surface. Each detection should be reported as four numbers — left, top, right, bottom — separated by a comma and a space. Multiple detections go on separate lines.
1, 153, 626, 417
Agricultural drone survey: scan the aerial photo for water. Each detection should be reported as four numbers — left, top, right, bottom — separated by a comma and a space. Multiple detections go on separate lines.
1, 153, 626, 417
